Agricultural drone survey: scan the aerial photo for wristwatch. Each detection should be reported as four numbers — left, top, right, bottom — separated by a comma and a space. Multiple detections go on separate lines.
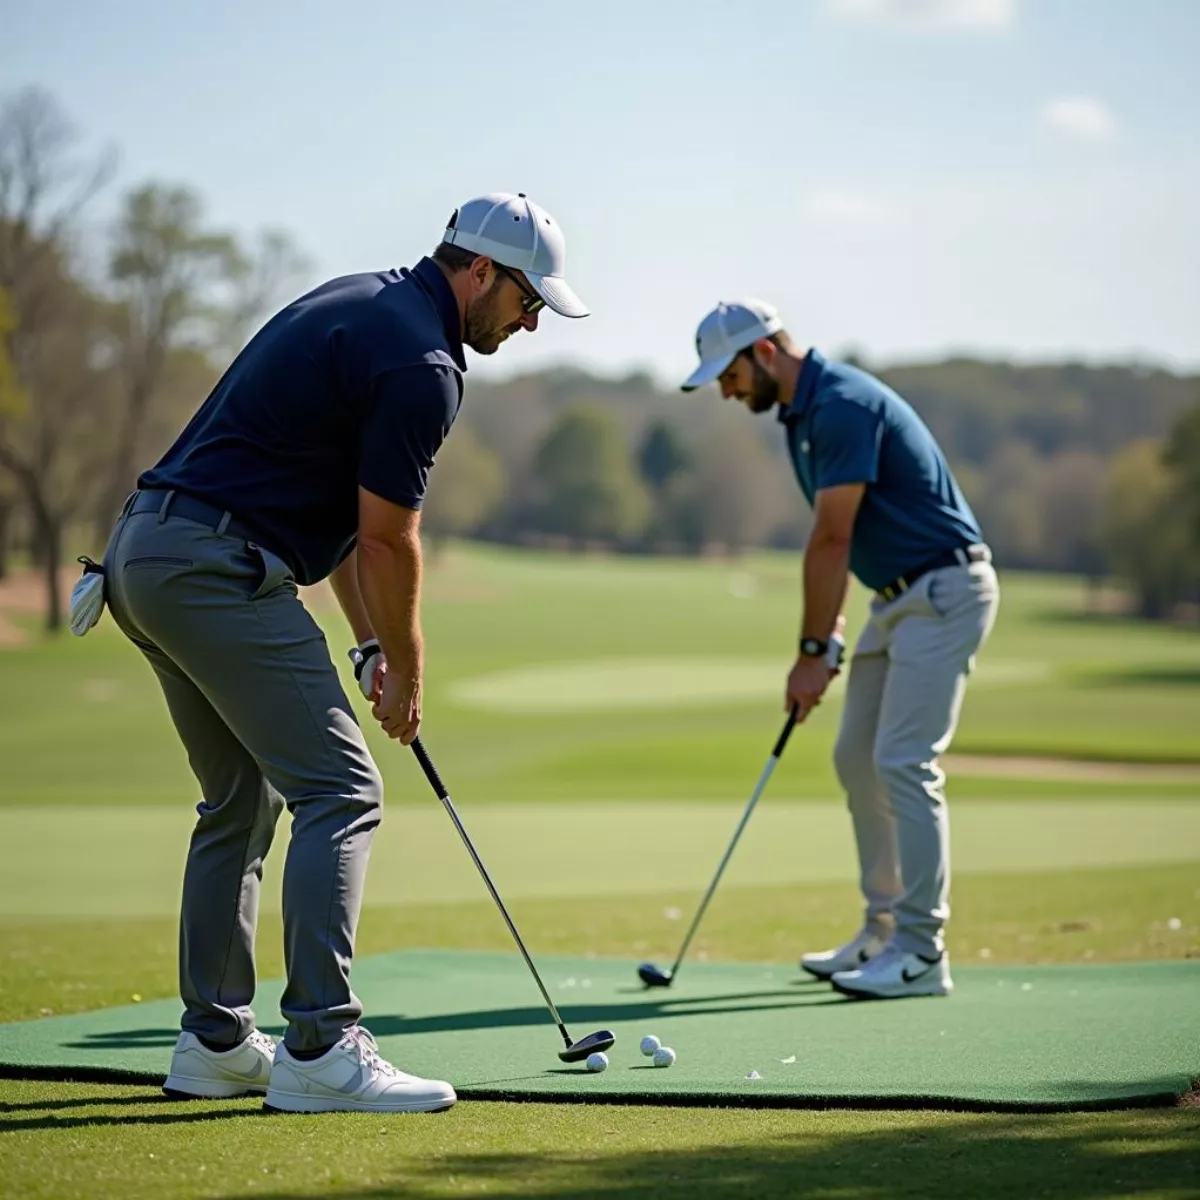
799, 637, 829, 658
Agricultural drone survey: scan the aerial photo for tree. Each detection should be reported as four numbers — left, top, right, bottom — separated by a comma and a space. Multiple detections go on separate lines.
638, 420, 690, 491
1163, 401, 1200, 550
685, 422, 792, 554
1037, 450, 1109, 579
0, 88, 116, 630
1101, 440, 1195, 619
421, 422, 506, 551
94, 183, 247, 538
976, 439, 1046, 567
529, 404, 650, 545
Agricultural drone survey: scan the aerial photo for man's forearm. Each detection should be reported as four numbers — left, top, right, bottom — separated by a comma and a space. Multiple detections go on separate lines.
801, 533, 851, 643
328, 549, 375, 645
356, 528, 423, 683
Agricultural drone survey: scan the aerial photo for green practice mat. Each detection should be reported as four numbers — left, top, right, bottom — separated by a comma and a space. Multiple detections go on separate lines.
1, 951, 1196, 1110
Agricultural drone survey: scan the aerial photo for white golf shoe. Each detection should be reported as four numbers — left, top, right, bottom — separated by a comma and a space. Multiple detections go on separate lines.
264, 1025, 457, 1114
800, 929, 888, 980
163, 1029, 275, 1098
831, 943, 953, 999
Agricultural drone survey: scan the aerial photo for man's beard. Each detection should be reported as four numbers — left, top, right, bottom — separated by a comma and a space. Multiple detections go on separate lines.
744, 360, 779, 413
464, 286, 520, 355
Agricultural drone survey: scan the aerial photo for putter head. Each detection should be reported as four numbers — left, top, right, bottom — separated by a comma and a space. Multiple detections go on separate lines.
637, 962, 673, 988
558, 1029, 616, 1063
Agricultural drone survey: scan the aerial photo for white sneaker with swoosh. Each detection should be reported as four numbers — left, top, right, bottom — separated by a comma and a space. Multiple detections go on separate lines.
800, 929, 888, 980
163, 1030, 276, 1098
265, 1026, 457, 1114
830, 943, 953, 999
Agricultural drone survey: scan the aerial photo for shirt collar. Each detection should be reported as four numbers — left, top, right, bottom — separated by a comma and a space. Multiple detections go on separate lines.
410, 256, 467, 372
777, 348, 825, 426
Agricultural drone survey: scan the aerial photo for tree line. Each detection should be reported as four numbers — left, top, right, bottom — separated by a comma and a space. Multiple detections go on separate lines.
2, 86, 1198, 630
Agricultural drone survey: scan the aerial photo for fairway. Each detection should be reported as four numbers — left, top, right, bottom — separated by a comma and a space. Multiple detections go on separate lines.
2, 798, 1199, 919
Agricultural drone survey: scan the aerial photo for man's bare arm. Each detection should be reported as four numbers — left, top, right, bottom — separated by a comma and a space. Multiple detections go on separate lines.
801, 483, 865, 642
356, 486, 424, 742
328, 548, 375, 646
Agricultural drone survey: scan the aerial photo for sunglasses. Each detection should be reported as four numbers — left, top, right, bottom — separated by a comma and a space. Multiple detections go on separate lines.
495, 263, 546, 314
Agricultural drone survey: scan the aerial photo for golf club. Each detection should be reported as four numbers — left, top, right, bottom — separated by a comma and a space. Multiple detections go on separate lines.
411, 737, 615, 1063
638, 635, 845, 989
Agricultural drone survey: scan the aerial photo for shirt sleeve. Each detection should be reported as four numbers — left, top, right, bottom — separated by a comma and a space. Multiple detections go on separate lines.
358, 363, 463, 509
811, 399, 884, 490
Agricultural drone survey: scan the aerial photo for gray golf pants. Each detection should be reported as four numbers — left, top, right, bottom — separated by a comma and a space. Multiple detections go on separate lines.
833, 561, 1000, 958
103, 499, 381, 1051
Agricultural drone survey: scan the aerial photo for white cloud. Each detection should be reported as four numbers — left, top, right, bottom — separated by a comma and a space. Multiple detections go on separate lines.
1041, 96, 1117, 144
825, 0, 1014, 31
803, 189, 892, 225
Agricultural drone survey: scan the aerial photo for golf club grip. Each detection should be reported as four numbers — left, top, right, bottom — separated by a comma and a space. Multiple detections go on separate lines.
411, 738, 449, 800
772, 707, 799, 758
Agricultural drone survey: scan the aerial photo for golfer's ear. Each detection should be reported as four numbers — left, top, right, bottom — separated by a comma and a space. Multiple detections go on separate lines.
751, 338, 777, 372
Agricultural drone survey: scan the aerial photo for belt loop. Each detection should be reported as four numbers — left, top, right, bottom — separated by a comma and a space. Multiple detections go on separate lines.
954, 547, 968, 566
157, 489, 176, 523
215, 511, 232, 536
119, 491, 137, 519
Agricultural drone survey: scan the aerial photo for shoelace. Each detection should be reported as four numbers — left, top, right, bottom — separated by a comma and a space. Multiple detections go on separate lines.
246, 1030, 276, 1056
864, 943, 903, 972
342, 1026, 398, 1077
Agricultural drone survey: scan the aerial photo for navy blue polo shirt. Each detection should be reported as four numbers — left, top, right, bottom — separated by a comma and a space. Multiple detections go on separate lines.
140, 257, 466, 585
779, 349, 982, 592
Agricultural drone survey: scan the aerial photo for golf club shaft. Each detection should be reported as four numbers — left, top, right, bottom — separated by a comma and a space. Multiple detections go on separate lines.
665, 706, 799, 979
410, 738, 573, 1049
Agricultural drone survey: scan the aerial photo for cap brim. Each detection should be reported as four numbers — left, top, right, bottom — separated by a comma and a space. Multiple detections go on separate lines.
680, 353, 734, 392
526, 272, 589, 318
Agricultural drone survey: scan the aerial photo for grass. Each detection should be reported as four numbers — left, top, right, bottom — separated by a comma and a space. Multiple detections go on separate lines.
1, 549, 1199, 809
1, 548, 1198, 1198
3, 1086, 1196, 1200
2, 863, 1198, 1026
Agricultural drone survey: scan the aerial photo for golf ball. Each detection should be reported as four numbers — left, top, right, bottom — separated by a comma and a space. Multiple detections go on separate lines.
586, 1052, 609, 1073
653, 1046, 676, 1068
639, 1035, 661, 1057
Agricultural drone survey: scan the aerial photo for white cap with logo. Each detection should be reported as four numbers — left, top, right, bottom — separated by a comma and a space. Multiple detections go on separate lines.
441, 192, 589, 319
681, 299, 783, 391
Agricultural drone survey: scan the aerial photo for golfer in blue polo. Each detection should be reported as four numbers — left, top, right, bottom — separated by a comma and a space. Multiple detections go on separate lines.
96, 193, 588, 1111
682, 300, 999, 1000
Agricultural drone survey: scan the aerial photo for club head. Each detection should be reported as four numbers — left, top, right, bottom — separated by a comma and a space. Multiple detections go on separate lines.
557, 1029, 616, 1063
638, 961, 674, 988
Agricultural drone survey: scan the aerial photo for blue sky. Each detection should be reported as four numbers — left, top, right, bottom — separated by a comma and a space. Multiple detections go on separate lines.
6, 0, 1199, 384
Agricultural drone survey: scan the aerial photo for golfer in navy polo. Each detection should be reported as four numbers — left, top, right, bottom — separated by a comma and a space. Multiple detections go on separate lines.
99, 193, 588, 1111
682, 300, 999, 1001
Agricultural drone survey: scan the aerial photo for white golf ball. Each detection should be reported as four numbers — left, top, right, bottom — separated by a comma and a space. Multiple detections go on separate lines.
586, 1052, 609, 1073
639, 1035, 661, 1057
653, 1046, 676, 1068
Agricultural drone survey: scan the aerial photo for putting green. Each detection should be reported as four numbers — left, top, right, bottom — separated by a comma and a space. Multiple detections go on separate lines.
2, 951, 1196, 1109
448, 656, 1049, 713
2, 800, 1198, 919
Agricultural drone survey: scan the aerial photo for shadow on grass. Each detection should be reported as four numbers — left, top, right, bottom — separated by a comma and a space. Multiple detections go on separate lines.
1075, 666, 1200, 689
0, 1104, 255, 1132
63, 991, 850, 1050
212, 1109, 1200, 1200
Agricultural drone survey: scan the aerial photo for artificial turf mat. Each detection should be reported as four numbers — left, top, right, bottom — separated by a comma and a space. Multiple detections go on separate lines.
1, 950, 1196, 1110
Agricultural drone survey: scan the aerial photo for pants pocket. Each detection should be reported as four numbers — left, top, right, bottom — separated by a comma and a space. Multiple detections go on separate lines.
247, 542, 295, 601
123, 555, 195, 570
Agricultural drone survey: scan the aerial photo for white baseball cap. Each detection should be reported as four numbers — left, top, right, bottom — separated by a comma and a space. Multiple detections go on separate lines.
441, 192, 589, 319
681, 299, 784, 391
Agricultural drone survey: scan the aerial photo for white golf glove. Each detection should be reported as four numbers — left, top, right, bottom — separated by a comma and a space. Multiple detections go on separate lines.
347, 638, 385, 700
826, 632, 846, 671
69, 556, 107, 637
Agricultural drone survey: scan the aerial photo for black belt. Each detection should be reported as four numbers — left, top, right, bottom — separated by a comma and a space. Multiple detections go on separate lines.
125, 488, 265, 546
877, 544, 991, 603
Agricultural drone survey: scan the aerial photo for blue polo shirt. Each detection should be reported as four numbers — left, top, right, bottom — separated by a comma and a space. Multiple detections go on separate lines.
140, 257, 466, 585
779, 350, 982, 591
